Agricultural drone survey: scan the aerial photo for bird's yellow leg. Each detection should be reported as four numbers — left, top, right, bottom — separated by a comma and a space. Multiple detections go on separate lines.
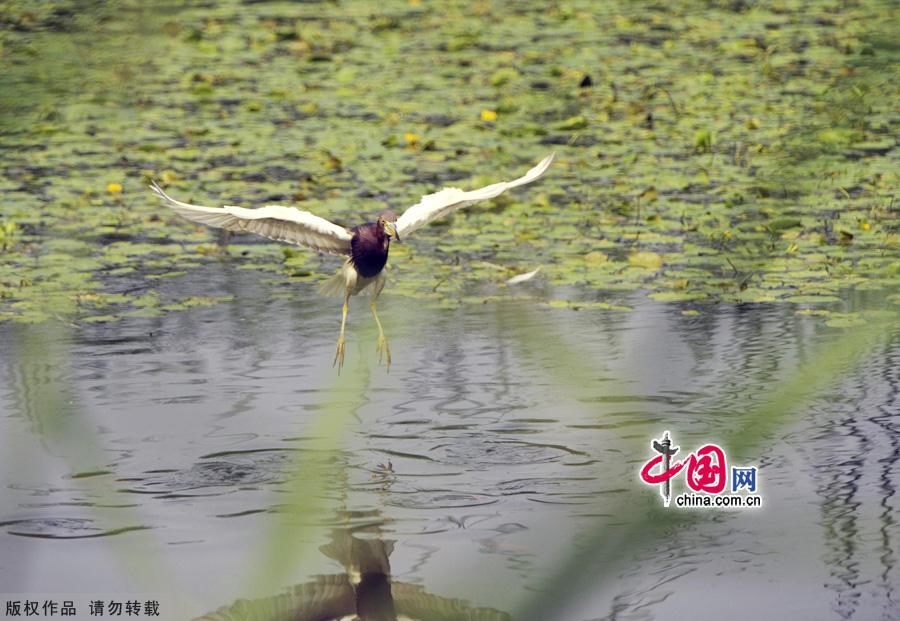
334, 291, 350, 373
370, 281, 391, 370
371, 299, 391, 370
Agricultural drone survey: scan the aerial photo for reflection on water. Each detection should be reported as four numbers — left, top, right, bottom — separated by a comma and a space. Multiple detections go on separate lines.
0, 267, 897, 619
808, 342, 899, 620
195, 523, 511, 621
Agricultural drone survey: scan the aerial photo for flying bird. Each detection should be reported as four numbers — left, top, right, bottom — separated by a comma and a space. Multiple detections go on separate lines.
149, 153, 555, 372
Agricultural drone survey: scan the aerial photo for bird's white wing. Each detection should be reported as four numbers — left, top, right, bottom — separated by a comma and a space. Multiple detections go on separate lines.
395, 152, 555, 239
150, 181, 352, 256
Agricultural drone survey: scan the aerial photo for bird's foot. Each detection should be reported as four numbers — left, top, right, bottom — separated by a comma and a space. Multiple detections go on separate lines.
333, 336, 346, 373
376, 334, 392, 371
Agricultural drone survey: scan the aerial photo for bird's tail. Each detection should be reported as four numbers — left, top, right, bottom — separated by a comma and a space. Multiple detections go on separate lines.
318, 265, 349, 297
318, 261, 383, 297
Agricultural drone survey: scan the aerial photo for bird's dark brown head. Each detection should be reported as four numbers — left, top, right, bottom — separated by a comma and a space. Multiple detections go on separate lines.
377, 210, 399, 241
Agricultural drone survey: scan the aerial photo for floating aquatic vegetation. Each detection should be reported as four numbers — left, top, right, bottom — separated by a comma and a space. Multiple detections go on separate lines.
0, 0, 896, 326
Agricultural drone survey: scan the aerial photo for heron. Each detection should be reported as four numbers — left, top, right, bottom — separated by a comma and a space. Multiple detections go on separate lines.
149, 153, 555, 372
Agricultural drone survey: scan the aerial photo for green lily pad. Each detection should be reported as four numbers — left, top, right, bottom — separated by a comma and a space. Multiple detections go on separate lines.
0, 0, 896, 325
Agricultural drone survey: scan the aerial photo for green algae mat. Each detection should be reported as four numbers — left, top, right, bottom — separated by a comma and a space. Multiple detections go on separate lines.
1, 0, 897, 325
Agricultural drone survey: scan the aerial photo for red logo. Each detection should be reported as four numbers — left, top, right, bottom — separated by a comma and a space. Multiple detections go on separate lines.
639, 431, 748, 507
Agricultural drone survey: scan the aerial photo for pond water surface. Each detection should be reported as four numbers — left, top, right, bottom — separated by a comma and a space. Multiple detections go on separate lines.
1, 267, 897, 620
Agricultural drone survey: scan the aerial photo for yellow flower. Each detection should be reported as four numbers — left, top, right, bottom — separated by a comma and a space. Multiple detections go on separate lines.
403, 132, 419, 145
106, 182, 123, 194
480, 109, 498, 122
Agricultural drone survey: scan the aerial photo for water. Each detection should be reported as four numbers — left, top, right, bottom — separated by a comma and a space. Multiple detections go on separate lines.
1, 266, 896, 620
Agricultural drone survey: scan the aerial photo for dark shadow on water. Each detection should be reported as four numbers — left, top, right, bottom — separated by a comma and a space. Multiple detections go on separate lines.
193, 522, 511, 621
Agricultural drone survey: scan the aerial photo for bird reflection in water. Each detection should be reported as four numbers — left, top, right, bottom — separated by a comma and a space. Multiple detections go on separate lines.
193, 526, 510, 621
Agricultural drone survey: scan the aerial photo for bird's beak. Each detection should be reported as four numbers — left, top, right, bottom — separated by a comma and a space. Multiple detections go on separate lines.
384, 221, 400, 242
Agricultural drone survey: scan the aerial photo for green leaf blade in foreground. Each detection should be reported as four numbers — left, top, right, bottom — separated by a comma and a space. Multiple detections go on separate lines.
512, 313, 897, 621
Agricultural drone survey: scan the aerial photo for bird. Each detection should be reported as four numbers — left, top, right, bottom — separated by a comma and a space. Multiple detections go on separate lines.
149, 153, 555, 372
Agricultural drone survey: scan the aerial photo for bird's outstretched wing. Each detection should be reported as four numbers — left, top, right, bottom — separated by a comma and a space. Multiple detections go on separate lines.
395, 152, 555, 239
149, 181, 353, 256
